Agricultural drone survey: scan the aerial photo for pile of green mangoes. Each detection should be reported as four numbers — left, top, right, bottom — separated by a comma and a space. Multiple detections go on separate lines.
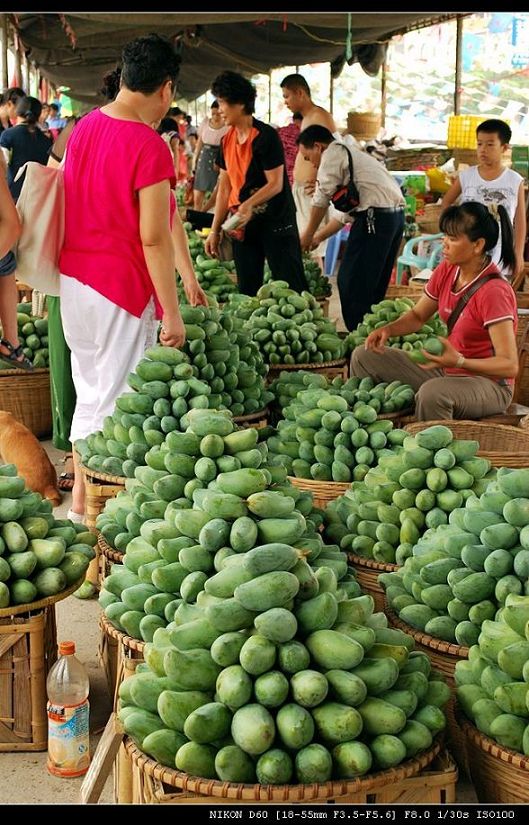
455, 593, 529, 754
102, 409, 449, 781
2, 305, 49, 368
0, 464, 95, 607
226, 281, 347, 366
98, 408, 332, 637
264, 256, 331, 300
77, 306, 273, 477
345, 298, 447, 353
378, 463, 529, 647
269, 371, 415, 418
190, 255, 238, 304
266, 388, 403, 484
326, 424, 496, 566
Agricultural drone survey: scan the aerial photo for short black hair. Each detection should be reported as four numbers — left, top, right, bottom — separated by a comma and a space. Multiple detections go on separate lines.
211, 71, 256, 115
297, 124, 334, 147
16, 95, 42, 126
121, 33, 180, 95
100, 67, 121, 101
211, 100, 219, 109
1, 86, 25, 105
477, 119, 511, 145
158, 117, 177, 134
49, 103, 59, 113
280, 73, 311, 96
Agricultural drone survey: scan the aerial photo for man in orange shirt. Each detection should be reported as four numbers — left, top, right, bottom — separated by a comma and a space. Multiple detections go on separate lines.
205, 71, 307, 296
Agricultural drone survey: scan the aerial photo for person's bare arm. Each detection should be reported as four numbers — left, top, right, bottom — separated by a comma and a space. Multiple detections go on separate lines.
424, 319, 518, 378
0, 153, 20, 258
205, 169, 231, 258
313, 217, 344, 246
192, 135, 204, 174
365, 295, 438, 353
171, 209, 208, 307
299, 206, 329, 251
139, 180, 184, 347
513, 181, 527, 285
441, 177, 461, 211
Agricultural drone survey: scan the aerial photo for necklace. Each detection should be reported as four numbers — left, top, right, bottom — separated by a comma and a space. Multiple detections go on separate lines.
455, 255, 490, 290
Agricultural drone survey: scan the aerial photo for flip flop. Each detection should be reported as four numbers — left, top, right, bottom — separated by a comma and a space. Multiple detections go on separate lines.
58, 472, 75, 491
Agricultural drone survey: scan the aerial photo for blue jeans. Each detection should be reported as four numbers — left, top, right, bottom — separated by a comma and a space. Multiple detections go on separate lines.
337, 208, 405, 331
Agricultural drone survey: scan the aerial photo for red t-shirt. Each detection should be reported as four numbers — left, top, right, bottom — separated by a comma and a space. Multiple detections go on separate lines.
277, 122, 300, 186
424, 260, 517, 384
59, 109, 176, 319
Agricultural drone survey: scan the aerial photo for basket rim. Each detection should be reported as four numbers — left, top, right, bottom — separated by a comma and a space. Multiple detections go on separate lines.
233, 407, 269, 423
0, 576, 86, 618
287, 475, 351, 492
79, 463, 127, 485
99, 612, 146, 652
0, 367, 49, 377
385, 603, 470, 658
123, 737, 441, 799
403, 419, 529, 454
268, 358, 347, 371
456, 707, 529, 772
97, 533, 124, 562
348, 553, 398, 572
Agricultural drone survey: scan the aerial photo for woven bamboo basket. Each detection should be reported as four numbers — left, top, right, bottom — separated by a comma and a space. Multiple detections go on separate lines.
516, 309, 529, 349
456, 709, 529, 802
16, 281, 33, 302
79, 465, 126, 586
266, 358, 348, 386
384, 282, 425, 302
404, 419, 529, 468
416, 203, 443, 235
233, 407, 269, 430
121, 737, 452, 804
287, 475, 350, 510
0, 368, 52, 438
385, 605, 469, 775
347, 112, 381, 140
99, 614, 145, 701
97, 534, 124, 588
0, 608, 57, 751
347, 554, 398, 612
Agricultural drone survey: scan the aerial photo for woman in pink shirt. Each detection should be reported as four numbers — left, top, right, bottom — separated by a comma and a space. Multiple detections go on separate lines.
59, 34, 185, 521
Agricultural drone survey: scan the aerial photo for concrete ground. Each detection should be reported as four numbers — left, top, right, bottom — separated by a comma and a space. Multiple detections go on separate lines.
0, 275, 477, 804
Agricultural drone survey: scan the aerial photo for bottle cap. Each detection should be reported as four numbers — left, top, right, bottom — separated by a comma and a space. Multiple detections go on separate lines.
59, 641, 75, 655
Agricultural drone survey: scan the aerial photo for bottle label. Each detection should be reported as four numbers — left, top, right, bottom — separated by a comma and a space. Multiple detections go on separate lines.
47, 699, 90, 778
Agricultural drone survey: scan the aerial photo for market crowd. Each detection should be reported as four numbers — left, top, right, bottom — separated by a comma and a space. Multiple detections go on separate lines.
0, 32, 526, 526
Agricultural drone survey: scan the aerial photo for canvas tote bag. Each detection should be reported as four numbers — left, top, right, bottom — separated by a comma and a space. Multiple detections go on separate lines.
13, 160, 65, 297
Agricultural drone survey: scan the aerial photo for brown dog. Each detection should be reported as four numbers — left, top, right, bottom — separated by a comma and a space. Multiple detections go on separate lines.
0, 410, 61, 506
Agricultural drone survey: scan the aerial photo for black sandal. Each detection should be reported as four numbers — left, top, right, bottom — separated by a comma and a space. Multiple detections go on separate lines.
0, 338, 34, 371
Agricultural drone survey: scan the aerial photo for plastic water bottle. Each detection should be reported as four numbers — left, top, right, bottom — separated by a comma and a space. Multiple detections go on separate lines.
46, 640, 90, 777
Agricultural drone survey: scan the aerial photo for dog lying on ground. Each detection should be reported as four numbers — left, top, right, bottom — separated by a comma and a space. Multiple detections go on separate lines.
0, 410, 61, 506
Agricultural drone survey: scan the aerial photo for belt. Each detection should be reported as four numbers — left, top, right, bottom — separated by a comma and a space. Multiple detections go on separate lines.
356, 206, 405, 214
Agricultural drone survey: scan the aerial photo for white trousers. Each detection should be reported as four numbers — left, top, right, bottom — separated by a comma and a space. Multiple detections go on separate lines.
60, 276, 158, 443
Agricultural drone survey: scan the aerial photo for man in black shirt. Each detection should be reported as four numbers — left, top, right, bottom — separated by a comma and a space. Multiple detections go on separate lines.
205, 71, 307, 296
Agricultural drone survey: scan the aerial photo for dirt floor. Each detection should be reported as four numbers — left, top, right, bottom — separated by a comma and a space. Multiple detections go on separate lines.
0, 276, 478, 804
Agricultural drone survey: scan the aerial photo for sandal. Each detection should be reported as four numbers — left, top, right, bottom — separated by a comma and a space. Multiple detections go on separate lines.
58, 472, 75, 491
0, 337, 34, 371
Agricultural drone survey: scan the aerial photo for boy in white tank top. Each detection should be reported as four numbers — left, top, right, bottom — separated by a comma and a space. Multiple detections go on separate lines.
442, 119, 526, 281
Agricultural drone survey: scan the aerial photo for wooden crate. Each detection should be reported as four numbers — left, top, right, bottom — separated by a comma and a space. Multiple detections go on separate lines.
0, 608, 57, 751
122, 740, 456, 804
